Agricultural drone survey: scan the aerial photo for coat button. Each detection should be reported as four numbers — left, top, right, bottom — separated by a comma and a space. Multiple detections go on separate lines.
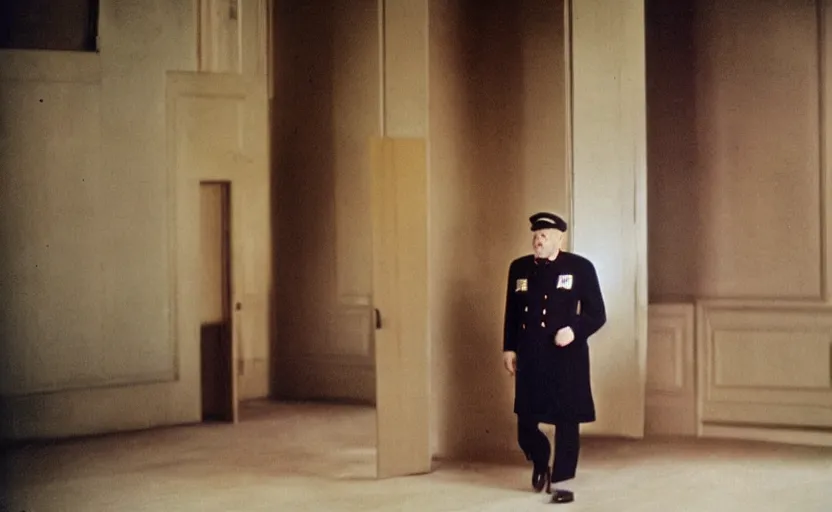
544, 294, 548, 300
541, 321, 546, 328
522, 323, 526, 330
542, 309, 547, 315
524, 306, 528, 312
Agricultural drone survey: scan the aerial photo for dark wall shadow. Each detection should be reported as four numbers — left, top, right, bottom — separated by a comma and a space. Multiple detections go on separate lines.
434, 0, 532, 460
269, 1, 336, 398
645, 0, 701, 302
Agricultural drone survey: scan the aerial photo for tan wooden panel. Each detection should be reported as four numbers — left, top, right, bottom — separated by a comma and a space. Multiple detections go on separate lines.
371, 136, 431, 478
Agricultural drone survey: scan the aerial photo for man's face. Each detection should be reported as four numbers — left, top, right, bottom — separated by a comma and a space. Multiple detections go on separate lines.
532, 228, 563, 259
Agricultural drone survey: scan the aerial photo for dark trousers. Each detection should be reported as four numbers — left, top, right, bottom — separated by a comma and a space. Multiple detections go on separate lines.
517, 416, 580, 483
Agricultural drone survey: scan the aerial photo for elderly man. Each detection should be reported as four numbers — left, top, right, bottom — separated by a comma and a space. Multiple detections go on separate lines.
502, 212, 607, 504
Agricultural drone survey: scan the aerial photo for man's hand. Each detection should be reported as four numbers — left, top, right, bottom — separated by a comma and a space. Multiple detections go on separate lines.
555, 326, 575, 347
503, 351, 517, 375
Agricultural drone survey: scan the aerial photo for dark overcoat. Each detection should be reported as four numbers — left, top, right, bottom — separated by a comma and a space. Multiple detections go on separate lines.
503, 251, 607, 425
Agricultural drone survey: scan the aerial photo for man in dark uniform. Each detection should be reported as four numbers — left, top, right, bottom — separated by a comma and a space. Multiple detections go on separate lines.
502, 212, 607, 504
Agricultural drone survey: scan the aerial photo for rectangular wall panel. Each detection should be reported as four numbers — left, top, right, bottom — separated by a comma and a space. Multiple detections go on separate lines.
646, 304, 696, 436
713, 331, 830, 390
698, 303, 832, 429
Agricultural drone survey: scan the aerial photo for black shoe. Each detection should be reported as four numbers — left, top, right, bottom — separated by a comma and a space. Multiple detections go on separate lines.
532, 465, 551, 493
550, 489, 574, 504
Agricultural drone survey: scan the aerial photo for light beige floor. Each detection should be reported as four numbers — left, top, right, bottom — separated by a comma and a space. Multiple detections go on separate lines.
4, 400, 832, 511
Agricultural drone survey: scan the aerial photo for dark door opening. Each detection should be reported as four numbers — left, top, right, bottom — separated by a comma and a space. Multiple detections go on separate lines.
199, 181, 235, 422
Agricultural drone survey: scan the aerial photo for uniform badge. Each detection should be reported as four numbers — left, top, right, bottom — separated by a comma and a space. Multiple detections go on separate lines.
557, 274, 573, 290
515, 278, 528, 292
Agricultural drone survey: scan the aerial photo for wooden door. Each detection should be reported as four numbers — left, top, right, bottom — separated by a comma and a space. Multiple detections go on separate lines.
370, 136, 431, 478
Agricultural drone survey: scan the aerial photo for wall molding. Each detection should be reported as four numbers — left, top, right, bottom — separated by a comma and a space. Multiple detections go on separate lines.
701, 423, 832, 448
821, 0, 832, 302
641, 0, 832, 448
0, 49, 101, 82
275, 299, 375, 403
281, 298, 375, 363
331, 301, 375, 360
646, 303, 696, 436
197, 0, 269, 77
696, 300, 832, 437
0, 370, 177, 399
276, 354, 376, 405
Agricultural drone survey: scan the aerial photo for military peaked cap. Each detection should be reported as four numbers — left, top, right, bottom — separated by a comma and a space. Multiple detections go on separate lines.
529, 212, 567, 232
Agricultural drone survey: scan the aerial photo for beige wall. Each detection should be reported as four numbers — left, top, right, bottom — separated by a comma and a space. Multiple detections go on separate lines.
0, 0, 271, 440
0, 1, 195, 400
6, 0, 827, 451
647, 0, 832, 442
648, 0, 822, 302
271, 1, 380, 403
0, 1, 198, 439
428, 0, 568, 461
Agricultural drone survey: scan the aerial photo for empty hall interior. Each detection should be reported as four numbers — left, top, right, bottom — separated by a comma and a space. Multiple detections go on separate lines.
1, 0, 832, 510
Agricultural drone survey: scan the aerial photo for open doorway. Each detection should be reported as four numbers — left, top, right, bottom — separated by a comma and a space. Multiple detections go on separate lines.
266, 0, 379, 480
199, 180, 237, 423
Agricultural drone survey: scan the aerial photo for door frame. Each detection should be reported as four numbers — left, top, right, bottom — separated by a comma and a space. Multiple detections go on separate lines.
166, 70, 269, 425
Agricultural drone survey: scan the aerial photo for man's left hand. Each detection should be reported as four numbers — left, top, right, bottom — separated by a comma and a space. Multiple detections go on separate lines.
555, 326, 575, 347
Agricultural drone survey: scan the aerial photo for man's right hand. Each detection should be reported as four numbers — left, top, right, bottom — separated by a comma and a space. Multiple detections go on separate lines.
503, 351, 517, 375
